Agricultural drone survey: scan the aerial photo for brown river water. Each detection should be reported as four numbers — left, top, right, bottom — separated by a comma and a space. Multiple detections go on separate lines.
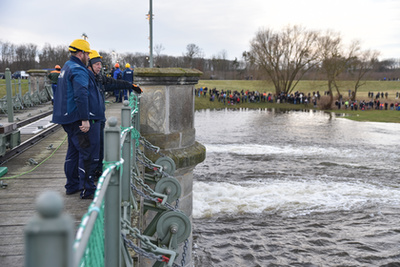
192, 109, 400, 267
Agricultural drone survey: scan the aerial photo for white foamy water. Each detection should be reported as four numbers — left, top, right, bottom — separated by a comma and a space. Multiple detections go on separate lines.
204, 143, 397, 159
206, 143, 340, 156
193, 109, 400, 266
193, 180, 400, 218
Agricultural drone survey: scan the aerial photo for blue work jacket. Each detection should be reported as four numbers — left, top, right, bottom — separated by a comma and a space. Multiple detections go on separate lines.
122, 68, 134, 83
113, 68, 122, 80
52, 56, 105, 124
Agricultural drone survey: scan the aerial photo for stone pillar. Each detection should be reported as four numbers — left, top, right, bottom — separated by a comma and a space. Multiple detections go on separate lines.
27, 69, 47, 93
135, 68, 205, 267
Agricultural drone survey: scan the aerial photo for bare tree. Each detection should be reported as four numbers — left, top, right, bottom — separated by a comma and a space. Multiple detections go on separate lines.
319, 31, 344, 107
211, 50, 230, 79
0, 41, 15, 71
249, 25, 320, 95
156, 55, 185, 68
153, 43, 165, 67
349, 49, 380, 100
13, 43, 37, 70
184, 43, 203, 68
39, 43, 69, 69
319, 32, 359, 108
242, 51, 257, 79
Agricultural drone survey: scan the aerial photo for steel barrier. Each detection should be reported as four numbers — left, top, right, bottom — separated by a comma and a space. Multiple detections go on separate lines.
0, 68, 52, 115
25, 94, 190, 267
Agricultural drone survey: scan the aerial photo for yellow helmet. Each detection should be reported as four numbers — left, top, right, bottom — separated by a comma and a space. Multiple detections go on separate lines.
125, 63, 131, 68
89, 50, 103, 59
69, 39, 91, 53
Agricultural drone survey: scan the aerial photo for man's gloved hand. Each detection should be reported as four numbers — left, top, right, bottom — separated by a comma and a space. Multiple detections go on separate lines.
132, 84, 143, 94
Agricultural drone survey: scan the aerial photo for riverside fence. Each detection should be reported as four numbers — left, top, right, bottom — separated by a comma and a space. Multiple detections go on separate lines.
0, 69, 52, 117
25, 94, 191, 267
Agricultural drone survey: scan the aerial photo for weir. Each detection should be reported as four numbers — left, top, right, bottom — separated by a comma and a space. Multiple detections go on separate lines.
23, 67, 205, 267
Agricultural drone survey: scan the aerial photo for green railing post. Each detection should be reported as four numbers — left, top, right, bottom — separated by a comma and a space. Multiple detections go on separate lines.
17, 78, 21, 96
5, 68, 14, 122
121, 101, 132, 227
18, 78, 23, 99
25, 191, 74, 267
135, 96, 140, 131
104, 117, 122, 267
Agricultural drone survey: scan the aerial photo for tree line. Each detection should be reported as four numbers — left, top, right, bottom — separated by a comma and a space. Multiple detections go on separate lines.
0, 41, 243, 79
1, 25, 399, 104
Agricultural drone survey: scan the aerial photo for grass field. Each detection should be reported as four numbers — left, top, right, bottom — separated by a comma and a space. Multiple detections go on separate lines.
195, 80, 400, 123
0, 79, 30, 97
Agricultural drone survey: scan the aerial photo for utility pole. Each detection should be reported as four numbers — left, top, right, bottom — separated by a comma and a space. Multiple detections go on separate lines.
148, 0, 154, 68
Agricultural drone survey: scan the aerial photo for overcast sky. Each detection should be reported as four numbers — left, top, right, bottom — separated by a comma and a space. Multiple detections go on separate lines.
1, 0, 399, 61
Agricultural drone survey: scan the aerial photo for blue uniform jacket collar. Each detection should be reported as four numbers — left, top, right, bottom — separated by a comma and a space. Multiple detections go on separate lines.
70, 55, 87, 68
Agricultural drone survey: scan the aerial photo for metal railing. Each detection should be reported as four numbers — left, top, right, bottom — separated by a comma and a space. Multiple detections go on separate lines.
25, 94, 190, 267
0, 68, 52, 117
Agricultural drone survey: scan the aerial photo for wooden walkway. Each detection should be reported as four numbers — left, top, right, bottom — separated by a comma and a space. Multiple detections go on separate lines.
0, 100, 125, 266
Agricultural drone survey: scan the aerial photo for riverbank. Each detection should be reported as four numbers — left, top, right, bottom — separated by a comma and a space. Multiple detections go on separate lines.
195, 80, 400, 123
1, 79, 399, 123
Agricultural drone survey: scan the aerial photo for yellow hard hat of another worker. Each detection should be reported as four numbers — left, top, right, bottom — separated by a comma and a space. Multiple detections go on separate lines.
69, 39, 91, 53
89, 50, 103, 59
125, 63, 130, 68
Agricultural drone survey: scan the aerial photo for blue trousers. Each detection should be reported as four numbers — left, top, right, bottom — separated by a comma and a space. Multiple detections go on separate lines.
51, 84, 57, 97
114, 90, 121, 102
62, 120, 100, 197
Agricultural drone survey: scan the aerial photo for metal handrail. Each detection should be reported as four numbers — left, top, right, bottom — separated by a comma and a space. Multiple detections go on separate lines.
73, 166, 113, 267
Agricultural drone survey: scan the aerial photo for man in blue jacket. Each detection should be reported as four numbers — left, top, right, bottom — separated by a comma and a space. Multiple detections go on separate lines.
113, 63, 123, 102
87, 50, 142, 179
122, 63, 134, 100
52, 39, 103, 199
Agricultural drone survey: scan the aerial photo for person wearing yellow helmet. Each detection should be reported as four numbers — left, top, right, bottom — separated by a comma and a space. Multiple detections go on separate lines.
113, 63, 123, 102
67, 39, 91, 65
122, 63, 134, 100
52, 39, 103, 200
88, 49, 142, 179
88, 50, 142, 96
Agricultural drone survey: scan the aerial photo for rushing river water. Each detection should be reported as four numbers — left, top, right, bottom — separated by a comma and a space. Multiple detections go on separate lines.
192, 108, 400, 267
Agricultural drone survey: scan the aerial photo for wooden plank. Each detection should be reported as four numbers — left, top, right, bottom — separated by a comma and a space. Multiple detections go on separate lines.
0, 127, 91, 267
0, 101, 128, 267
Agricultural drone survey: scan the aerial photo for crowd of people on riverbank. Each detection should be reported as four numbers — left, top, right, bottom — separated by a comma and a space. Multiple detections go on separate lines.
195, 86, 400, 111
336, 93, 399, 110
195, 87, 321, 107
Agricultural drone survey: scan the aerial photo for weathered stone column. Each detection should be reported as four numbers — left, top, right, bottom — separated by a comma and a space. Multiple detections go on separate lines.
135, 68, 205, 267
27, 69, 47, 93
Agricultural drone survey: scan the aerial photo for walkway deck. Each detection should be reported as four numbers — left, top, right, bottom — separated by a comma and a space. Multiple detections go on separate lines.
0, 99, 126, 266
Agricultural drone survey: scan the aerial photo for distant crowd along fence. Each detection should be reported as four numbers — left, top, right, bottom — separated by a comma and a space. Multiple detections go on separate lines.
25, 93, 192, 267
0, 69, 52, 114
